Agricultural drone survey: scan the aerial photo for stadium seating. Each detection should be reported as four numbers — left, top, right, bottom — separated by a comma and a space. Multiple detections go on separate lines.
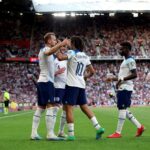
0, 62, 149, 106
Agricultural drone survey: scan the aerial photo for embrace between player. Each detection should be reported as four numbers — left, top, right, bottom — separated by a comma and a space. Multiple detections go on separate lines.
31, 32, 144, 141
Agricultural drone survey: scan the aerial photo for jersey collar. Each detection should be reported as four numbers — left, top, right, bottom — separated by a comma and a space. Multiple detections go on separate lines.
74, 49, 80, 54
126, 56, 133, 59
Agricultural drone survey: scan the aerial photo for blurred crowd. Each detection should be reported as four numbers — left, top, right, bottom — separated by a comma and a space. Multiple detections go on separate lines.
0, 62, 149, 106
0, 15, 150, 58
0, 14, 149, 106
0, 63, 38, 104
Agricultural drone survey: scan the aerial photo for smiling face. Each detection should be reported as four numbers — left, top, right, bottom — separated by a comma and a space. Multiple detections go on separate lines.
44, 32, 57, 47
60, 45, 67, 53
47, 35, 57, 47
119, 45, 127, 56
118, 42, 132, 57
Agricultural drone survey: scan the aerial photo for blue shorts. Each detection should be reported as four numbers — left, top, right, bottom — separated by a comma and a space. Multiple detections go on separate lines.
63, 85, 87, 106
117, 90, 132, 109
37, 81, 55, 106
54, 88, 65, 104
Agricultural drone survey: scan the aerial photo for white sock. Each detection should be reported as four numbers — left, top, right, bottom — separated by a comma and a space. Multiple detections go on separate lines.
46, 107, 54, 136
91, 116, 101, 130
59, 110, 66, 133
31, 108, 44, 136
126, 110, 141, 128
53, 107, 59, 127
67, 123, 74, 136
116, 109, 127, 134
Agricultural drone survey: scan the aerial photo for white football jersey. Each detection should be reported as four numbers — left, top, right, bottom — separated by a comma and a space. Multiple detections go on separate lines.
54, 58, 67, 89
118, 57, 136, 91
37, 46, 55, 83
66, 50, 91, 89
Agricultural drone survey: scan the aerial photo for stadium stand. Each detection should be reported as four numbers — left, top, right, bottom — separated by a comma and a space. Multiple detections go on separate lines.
0, 13, 150, 106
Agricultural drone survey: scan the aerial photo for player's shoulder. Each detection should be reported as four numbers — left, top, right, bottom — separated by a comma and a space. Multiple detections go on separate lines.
4, 92, 9, 96
68, 49, 75, 54
67, 50, 76, 57
40, 46, 50, 53
126, 56, 136, 63
54, 57, 59, 63
81, 52, 90, 59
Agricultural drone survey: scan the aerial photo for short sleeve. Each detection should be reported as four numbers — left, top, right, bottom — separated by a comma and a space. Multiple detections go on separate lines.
66, 50, 75, 60
86, 56, 91, 66
127, 58, 136, 70
43, 47, 50, 53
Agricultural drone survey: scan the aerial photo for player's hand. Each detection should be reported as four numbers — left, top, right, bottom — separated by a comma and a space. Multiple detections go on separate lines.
61, 39, 70, 47
106, 73, 116, 82
57, 39, 61, 44
55, 67, 66, 76
116, 79, 122, 89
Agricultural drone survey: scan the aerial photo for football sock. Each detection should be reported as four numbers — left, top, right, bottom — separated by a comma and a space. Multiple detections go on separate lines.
59, 110, 66, 133
53, 106, 59, 127
4, 107, 7, 114
91, 116, 101, 130
31, 108, 44, 136
46, 107, 54, 135
68, 123, 74, 136
126, 110, 141, 128
6, 107, 8, 113
116, 109, 126, 134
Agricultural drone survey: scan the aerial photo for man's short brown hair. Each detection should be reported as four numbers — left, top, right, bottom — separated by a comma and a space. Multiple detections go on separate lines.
44, 32, 55, 43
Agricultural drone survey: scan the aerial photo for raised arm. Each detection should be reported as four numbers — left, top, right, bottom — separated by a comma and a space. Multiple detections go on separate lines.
84, 64, 95, 81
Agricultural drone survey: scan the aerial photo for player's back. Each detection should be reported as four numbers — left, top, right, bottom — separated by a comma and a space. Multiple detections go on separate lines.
38, 46, 55, 83
67, 50, 91, 89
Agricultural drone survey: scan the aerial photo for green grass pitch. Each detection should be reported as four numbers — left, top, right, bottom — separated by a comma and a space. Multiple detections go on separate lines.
0, 107, 149, 150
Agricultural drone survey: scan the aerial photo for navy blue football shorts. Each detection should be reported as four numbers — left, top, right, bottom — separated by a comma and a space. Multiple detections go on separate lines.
63, 85, 87, 106
117, 90, 132, 109
37, 81, 55, 106
54, 88, 65, 104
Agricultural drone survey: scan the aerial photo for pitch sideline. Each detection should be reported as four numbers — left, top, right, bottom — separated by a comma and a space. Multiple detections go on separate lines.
0, 111, 33, 119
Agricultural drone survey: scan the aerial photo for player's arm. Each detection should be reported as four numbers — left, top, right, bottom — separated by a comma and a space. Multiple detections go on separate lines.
116, 69, 137, 89
5, 97, 9, 101
57, 49, 75, 61
123, 69, 137, 81
106, 76, 118, 82
55, 67, 66, 76
119, 59, 137, 82
84, 64, 95, 81
56, 52, 68, 61
44, 39, 69, 56
4, 93, 10, 101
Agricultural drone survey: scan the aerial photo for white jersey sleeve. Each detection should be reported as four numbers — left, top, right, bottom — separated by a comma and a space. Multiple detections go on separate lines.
42, 47, 49, 53
86, 56, 91, 66
126, 58, 136, 71
66, 50, 75, 59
